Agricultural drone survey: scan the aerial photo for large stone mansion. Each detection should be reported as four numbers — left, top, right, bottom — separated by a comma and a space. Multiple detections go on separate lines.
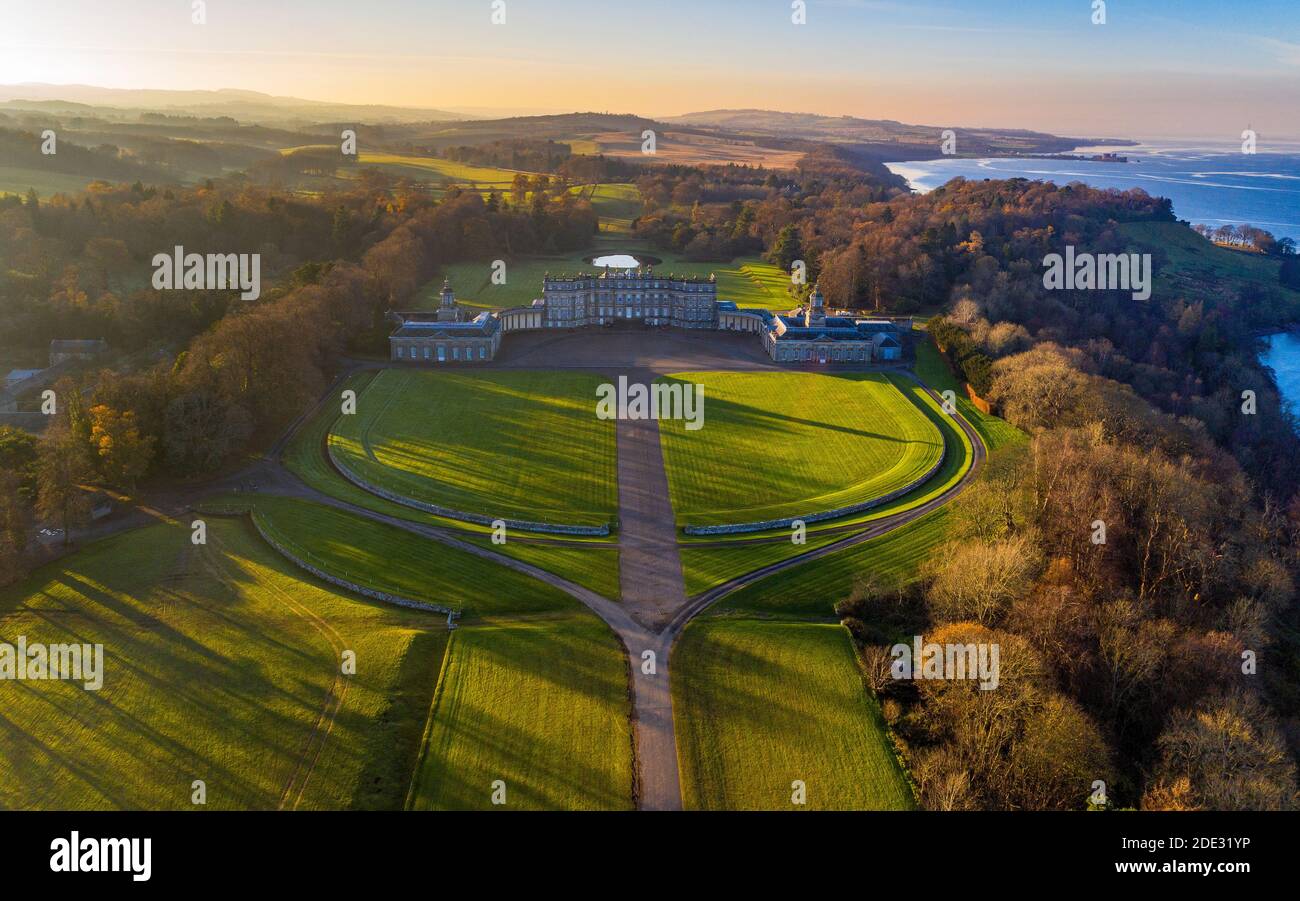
390, 267, 906, 366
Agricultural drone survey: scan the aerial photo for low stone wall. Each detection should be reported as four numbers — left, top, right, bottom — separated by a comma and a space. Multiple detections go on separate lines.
327, 443, 611, 537
250, 511, 458, 616
683, 443, 947, 536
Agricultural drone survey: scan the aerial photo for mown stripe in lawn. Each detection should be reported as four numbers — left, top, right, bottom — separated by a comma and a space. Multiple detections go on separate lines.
407, 616, 635, 810
673, 619, 913, 811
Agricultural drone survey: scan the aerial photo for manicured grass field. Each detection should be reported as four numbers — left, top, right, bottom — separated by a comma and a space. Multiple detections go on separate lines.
280, 374, 621, 598
0, 517, 447, 810
658, 372, 945, 528
461, 535, 621, 601
408, 616, 634, 810
424, 239, 792, 312
209, 496, 585, 619
677, 374, 976, 541
329, 369, 618, 528
673, 619, 913, 810
678, 531, 845, 597
711, 508, 952, 619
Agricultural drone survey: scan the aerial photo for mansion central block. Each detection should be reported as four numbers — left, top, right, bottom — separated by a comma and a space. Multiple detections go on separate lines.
390, 268, 906, 365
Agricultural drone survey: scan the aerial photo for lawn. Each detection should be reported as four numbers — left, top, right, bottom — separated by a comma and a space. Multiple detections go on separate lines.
461, 535, 621, 601
0, 517, 447, 810
711, 508, 953, 619
673, 619, 913, 810
422, 237, 793, 313
407, 616, 634, 810
658, 371, 945, 528
329, 369, 618, 529
672, 375, 974, 540
678, 531, 845, 597
280, 373, 621, 598
207, 495, 586, 619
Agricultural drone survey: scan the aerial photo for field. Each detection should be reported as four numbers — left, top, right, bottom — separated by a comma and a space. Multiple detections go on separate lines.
678, 531, 845, 597
658, 372, 945, 528
351, 151, 522, 189
280, 373, 621, 597
688, 375, 975, 541
279, 147, 527, 194
711, 508, 952, 619
0, 165, 104, 198
0, 517, 447, 810
407, 616, 634, 810
206, 496, 585, 619
461, 534, 621, 601
329, 369, 618, 528
672, 619, 913, 810
421, 237, 793, 313
1119, 220, 1300, 302
587, 130, 806, 169
569, 182, 642, 234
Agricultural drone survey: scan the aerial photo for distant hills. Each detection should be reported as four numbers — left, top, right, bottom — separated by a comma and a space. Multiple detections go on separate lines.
0, 86, 1129, 197
0, 88, 1122, 158
662, 109, 1132, 159
0, 84, 468, 127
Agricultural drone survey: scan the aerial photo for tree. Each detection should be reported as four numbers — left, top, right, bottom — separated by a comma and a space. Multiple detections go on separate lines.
1281, 255, 1300, 290
924, 535, 1041, 626
1005, 694, 1113, 810
331, 205, 352, 253
1143, 691, 1297, 811
83, 236, 130, 291
0, 469, 30, 586
163, 390, 252, 472
0, 425, 39, 507
89, 404, 155, 490
35, 426, 94, 546
906, 621, 1116, 810
511, 173, 529, 206
767, 224, 803, 271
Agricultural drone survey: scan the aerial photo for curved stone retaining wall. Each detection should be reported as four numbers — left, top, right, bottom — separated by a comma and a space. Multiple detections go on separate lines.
683, 444, 948, 536
250, 511, 459, 616
327, 442, 611, 537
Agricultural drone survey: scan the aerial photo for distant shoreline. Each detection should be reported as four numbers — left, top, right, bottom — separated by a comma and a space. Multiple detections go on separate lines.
885, 143, 1300, 242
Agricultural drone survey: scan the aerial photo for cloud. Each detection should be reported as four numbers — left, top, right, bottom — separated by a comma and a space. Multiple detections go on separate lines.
1256, 37, 1300, 66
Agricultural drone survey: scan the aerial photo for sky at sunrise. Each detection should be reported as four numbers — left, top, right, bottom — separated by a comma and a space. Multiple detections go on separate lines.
3, 0, 1298, 138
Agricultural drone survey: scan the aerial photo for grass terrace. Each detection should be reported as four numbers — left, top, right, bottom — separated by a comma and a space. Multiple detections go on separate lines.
203, 496, 585, 619
407, 616, 634, 810
673, 619, 913, 810
280, 373, 621, 598
328, 369, 618, 530
710, 508, 953, 619
912, 337, 1024, 453
658, 371, 945, 529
